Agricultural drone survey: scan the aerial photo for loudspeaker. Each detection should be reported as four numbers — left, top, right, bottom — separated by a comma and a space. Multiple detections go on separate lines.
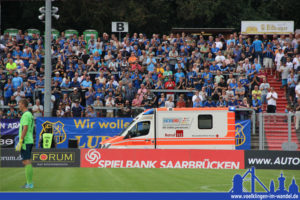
68, 139, 78, 148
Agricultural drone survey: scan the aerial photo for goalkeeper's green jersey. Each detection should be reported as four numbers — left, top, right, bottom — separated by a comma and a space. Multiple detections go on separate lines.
19, 111, 34, 144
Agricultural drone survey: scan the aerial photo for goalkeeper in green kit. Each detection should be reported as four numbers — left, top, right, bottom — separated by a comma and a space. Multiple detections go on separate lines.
15, 99, 34, 189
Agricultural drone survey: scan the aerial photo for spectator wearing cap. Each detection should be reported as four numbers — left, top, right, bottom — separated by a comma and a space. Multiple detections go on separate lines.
204, 97, 216, 107
69, 87, 81, 107
53, 71, 63, 84
228, 96, 238, 107
71, 100, 84, 117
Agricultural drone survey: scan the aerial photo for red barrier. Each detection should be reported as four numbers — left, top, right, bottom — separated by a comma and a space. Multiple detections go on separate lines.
81, 149, 245, 169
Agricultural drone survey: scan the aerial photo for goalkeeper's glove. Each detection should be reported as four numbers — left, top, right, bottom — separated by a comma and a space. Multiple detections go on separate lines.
15, 139, 23, 151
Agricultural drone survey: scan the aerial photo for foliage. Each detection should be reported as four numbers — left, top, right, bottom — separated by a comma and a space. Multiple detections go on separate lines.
1, 0, 300, 35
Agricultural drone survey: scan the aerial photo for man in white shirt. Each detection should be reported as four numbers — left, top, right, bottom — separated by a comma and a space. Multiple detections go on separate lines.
293, 54, 300, 71
295, 81, 300, 100
105, 96, 115, 118
13, 86, 25, 103
192, 90, 204, 103
274, 48, 284, 79
266, 87, 278, 113
215, 51, 225, 67
32, 99, 43, 118
279, 62, 290, 93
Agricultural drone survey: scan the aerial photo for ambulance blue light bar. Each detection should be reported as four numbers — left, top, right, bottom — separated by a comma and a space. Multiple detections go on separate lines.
143, 109, 154, 115
229, 106, 236, 111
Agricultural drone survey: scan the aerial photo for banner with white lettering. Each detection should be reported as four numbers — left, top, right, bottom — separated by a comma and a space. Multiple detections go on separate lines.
0, 119, 20, 148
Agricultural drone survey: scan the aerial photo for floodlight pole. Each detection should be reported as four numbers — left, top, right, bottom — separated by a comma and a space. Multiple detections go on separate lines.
44, 0, 52, 117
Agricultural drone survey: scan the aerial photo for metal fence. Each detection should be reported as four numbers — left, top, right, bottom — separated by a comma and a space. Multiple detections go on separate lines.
258, 113, 299, 151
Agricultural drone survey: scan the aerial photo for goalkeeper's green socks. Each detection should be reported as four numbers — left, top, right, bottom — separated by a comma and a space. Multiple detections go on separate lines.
25, 164, 33, 184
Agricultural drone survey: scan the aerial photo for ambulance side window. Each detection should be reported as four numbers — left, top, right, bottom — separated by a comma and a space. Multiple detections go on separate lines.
198, 115, 213, 129
127, 121, 151, 138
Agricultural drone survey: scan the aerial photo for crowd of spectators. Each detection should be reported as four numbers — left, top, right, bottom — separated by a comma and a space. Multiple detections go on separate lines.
0, 30, 299, 119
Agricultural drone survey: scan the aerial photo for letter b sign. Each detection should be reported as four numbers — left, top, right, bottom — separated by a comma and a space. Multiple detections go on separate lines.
112, 22, 128, 33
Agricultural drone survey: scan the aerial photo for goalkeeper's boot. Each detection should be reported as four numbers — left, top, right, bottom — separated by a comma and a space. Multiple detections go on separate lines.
21, 183, 34, 189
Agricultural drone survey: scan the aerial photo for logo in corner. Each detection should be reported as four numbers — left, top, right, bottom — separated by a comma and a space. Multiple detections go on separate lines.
85, 149, 101, 164
229, 167, 299, 195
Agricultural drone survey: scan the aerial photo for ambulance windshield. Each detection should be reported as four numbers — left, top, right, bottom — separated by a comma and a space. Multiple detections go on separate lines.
118, 119, 136, 136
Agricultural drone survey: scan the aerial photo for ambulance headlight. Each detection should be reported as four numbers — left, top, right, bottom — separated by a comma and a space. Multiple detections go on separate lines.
229, 106, 236, 111
103, 143, 111, 149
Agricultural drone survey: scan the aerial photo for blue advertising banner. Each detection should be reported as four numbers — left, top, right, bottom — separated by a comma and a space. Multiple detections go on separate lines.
35, 117, 133, 148
235, 119, 251, 150
0, 119, 20, 148
36, 118, 251, 149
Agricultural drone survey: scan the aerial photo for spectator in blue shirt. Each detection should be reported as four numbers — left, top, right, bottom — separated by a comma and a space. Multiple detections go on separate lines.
174, 69, 185, 83
4, 79, 13, 105
228, 97, 238, 107
158, 93, 166, 108
81, 76, 92, 90
204, 97, 216, 107
203, 79, 214, 96
12, 72, 23, 90
193, 97, 203, 108
28, 72, 37, 88
70, 77, 81, 88
202, 67, 212, 83
252, 94, 262, 113
60, 79, 71, 89
53, 72, 63, 84
216, 96, 227, 107
209, 61, 219, 73
85, 87, 96, 106
252, 35, 264, 64
254, 58, 262, 72
146, 54, 156, 72
175, 59, 185, 70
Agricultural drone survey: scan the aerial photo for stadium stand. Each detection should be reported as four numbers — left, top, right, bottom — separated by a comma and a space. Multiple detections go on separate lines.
0, 31, 299, 126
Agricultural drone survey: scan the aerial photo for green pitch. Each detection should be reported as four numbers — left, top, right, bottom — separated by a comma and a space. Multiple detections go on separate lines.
0, 168, 299, 192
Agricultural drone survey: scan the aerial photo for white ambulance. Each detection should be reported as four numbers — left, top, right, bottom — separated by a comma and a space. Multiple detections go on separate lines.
100, 107, 236, 149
